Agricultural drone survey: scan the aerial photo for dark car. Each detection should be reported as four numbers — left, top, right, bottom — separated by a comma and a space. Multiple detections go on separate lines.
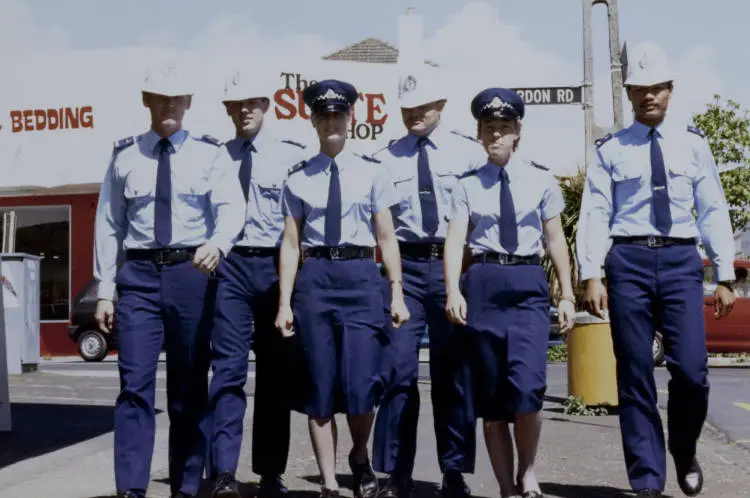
67, 280, 117, 362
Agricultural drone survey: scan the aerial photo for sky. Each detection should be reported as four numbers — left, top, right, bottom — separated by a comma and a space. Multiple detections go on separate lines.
1, 0, 749, 176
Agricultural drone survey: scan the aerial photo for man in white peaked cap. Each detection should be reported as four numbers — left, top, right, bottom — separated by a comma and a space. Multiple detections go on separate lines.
367, 67, 486, 498
94, 60, 245, 498
205, 70, 307, 498
577, 41, 736, 497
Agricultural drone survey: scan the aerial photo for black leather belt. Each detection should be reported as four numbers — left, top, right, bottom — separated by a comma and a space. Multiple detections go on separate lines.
232, 246, 278, 257
612, 236, 697, 248
304, 246, 375, 261
399, 242, 444, 260
125, 247, 197, 265
471, 252, 541, 265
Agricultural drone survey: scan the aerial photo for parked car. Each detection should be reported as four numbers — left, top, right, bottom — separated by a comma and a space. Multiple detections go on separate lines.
653, 258, 750, 366
67, 279, 114, 362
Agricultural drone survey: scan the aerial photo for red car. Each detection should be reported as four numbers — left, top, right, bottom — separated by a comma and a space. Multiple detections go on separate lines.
654, 259, 750, 365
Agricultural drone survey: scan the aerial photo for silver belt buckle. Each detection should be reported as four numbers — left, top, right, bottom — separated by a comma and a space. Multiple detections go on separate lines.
329, 247, 342, 260
155, 250, 168, 265
430, 244, 440, 258
647, 236, 660, 248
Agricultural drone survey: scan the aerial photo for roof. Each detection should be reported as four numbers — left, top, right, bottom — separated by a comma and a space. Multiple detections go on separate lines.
322, 37, 438, 66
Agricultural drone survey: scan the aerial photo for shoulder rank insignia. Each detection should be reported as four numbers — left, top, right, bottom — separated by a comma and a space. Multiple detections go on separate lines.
355, 153, 381, 164
288, 160, 309, 175
530, 161, 549, 171
198, 134, 223, 146
450, 129, 479, 143
458, 168, 480, 180
281, 139, 306, 149
594, 133, 614, 148
113, 136, 135, 151
687, 125, 706, 138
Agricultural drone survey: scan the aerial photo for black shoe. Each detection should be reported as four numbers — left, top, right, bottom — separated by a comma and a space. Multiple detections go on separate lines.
117, 493, 143, 498
320, 488, 340, 498
635, 490, 662, 497
676, 457, 704, 496
348, 451, 379, 498
212, 471, 240, 498
441, 472, 470, 498
522, 492, 544, 498
260, 474, 289, 498
172, 493, 195, 498
377, 475, 413, 498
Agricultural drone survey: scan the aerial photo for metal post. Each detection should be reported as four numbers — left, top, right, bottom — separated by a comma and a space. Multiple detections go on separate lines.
581, 0, 595, 174
603, 0, 624, 130
0, 254, 10, 432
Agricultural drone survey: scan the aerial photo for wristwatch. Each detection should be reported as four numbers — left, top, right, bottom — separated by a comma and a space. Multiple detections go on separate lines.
718, 280, 735, 292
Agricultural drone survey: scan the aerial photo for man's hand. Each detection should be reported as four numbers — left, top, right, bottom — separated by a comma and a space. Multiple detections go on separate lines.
275, 304, 295, 337
583, 278, 608, 319
557, 298, 576, 333
95, 299, 115, 334
713, 284, 736, 319
193, 244, 221, 274
445, 290, 468, 326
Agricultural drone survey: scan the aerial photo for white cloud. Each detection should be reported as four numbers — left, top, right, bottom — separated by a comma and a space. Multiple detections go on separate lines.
0, 0, 72, 54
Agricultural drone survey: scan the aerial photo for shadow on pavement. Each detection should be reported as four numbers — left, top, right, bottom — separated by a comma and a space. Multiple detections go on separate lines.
0, 402, 118, 469
301, 474, 440, 498
540, 482, 638, 498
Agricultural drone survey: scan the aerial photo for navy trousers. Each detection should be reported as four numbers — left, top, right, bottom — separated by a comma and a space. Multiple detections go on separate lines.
208, 250, 293, 478
605, 243, 709, 492
462, 263, 549, 421
373, 257, 476, 478
114, 259, 214, 497
293, 257, 387, 418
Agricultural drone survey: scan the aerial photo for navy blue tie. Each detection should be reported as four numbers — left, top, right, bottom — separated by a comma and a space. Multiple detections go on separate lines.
238, 141, 255, 202
325, 160, 341, 246
417, 137, 439, 235
154, 138, 173, 247
499, 167, 518, 254
649, 128, 672, 235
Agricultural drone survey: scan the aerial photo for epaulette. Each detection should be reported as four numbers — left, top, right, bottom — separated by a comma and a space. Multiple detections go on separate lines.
113, 136, 135, 151
450, 129, 479, 143
388, 139, 398, 147
287, 160, 309, 175
354, 153, 381, 164
197, 134, 223, 147
687, 125, 706, 138
281, 139, 306, 149
594, 133, 614, 148
458, 168, 480, 180
530, 160, 549, 171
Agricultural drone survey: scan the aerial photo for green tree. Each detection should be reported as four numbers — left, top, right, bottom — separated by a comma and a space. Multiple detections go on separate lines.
692, 95, 750, 233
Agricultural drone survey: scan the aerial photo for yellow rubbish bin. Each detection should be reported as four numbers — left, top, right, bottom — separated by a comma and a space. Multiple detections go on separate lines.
567, 312, 619, 407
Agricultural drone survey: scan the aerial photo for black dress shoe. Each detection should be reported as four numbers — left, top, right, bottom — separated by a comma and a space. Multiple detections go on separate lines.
348, 451, 379, 498
212, 471, 240, 498
635, 490, 662, 497
441, 472, 470, 498
676, 457, 704, 496
260, 474, 289, 498
377, 475, 413, 498
320, 488, 340, 498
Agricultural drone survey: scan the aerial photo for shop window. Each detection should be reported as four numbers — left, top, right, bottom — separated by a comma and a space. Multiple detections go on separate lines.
1, 206, 70, 321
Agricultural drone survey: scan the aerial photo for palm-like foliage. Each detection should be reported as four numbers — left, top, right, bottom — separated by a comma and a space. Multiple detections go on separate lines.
543, 167, 586, 308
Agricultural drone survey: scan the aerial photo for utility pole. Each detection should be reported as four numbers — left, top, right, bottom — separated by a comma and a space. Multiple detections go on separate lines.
582, 0, 624, 173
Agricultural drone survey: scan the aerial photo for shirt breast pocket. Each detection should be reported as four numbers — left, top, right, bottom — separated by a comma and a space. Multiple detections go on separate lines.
667, 164, 695, 201
123, 172, 154, 211
176, 184, 208, 222
436, 171, 460, 197
392, 174, 415, 210
258, 183, 282, 212
611, 165, 643, 201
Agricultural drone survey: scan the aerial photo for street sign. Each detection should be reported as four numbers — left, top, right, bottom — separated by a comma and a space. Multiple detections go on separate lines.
512, 86, 583, 105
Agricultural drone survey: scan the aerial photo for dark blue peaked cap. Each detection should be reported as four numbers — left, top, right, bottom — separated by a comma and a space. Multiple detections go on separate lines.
303, 79, 359, 113
471, 87, 525, 120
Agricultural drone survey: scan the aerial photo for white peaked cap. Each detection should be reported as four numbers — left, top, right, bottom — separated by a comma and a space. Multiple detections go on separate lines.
397, 66, 446, 109
223, 70, 273, 103
624, 41, 675, 87
142, 59, 194, 97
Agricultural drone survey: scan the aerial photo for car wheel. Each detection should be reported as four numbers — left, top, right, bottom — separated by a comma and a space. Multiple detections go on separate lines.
653, 332, 666, 367
78, 330, 108, 362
